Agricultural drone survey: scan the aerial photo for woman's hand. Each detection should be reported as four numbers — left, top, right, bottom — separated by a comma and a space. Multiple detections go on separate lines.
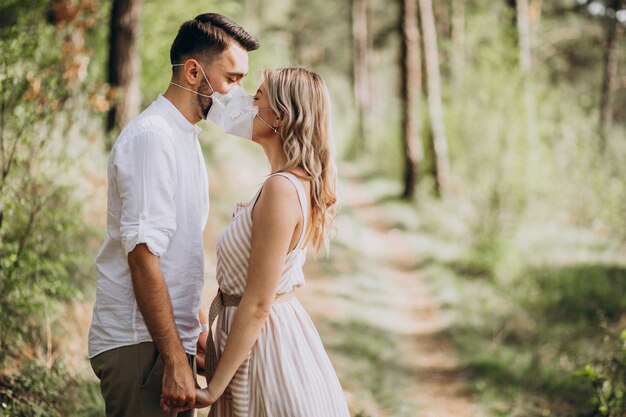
196, 306, 209, 374
194, 387, 219, 409
168, 387, 218, 412
196, 330, 209, 373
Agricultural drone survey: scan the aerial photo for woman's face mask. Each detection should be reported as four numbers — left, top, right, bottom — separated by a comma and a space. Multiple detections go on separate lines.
170, 62, 258, 140
206, 85, 259, 140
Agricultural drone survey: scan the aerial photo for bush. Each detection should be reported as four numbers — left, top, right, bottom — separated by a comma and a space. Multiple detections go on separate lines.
0, 0, 99, 367
579, 327, 626, 417
0, 360, 103, 417
0, 1, 104, 414
0, 184, 92, 363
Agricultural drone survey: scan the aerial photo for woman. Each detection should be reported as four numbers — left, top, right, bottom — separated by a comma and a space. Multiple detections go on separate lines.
193, 68, 349, 417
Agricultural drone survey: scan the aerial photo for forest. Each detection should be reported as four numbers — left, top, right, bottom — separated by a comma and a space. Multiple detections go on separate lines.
1, 0, 625, 416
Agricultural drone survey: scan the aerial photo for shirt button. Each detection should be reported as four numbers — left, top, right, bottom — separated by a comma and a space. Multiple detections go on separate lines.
140, 213, 147, 220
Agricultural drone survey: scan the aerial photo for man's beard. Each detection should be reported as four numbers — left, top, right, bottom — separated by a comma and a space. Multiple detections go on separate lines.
200, 97, 211, 119
197, 80, 212, 119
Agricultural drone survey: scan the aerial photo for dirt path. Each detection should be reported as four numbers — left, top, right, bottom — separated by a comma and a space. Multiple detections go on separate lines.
298, 165, 486, 417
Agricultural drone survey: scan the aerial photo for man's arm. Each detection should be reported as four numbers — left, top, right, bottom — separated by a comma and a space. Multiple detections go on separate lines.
128, 244, 196, 412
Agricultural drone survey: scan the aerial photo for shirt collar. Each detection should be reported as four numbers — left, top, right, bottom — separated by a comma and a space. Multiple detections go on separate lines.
156, 95, 202, 136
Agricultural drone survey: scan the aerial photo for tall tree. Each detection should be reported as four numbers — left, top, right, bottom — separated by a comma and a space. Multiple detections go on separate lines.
400, 0, 423, 199
599, 0, 623, 149
106, 0, 141, 135
419, 0, 449, 197
451, 0, 465, 95
512, 0, 538, 191
529, 0, 543, 25
516, 0, 532, 72
351, 0, 371, 153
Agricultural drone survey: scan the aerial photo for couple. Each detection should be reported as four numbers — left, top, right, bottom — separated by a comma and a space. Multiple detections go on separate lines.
88, 12, 350, 417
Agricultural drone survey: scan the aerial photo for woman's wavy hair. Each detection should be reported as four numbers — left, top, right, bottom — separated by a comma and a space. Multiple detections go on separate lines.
261, 68, 338, 254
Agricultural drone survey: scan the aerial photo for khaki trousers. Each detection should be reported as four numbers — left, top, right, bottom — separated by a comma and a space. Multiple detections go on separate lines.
91, 342, 196, 417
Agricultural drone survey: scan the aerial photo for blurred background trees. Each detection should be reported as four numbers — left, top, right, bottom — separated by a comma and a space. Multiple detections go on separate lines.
106, 0, 141, 137
1, 0, 625, 416
1, 0, 108, 415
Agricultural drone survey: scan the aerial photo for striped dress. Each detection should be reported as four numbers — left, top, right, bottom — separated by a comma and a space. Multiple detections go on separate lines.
211, 172, 350, 417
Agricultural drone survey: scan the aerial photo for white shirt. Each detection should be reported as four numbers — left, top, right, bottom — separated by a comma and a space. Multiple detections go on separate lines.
88, 95, 209, 358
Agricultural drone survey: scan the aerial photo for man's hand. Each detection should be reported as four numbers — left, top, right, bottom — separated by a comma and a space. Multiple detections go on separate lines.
159, 356, 196, 413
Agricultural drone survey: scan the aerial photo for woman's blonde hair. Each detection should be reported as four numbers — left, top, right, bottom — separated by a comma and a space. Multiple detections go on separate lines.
261, 67, 337, 254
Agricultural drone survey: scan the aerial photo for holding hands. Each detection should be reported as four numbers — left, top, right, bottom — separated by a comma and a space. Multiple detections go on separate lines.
159, 355, 197, 413
162, 330, 220, 413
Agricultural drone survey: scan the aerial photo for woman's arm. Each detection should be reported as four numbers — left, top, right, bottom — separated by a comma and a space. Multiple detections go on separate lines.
196, 175, 303, 406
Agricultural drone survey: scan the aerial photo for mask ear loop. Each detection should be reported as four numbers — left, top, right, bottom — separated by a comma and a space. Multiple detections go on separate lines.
256, 109, 281, 136
170, 62, 215, 98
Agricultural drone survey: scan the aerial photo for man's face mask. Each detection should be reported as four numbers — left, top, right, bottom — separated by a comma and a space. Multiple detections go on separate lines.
171, 62, 258, 140
206, 85, 259, 140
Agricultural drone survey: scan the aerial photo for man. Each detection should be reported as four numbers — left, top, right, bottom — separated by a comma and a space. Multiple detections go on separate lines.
88, 13, 259, 417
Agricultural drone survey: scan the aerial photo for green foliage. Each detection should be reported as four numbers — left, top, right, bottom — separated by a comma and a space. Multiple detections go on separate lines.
418, 5, 626, 412
579, 328, 626, 417
0, 0, 97, 365
0, 184, 91, 361
417, 199, 626, 416
0, 360, 103, 417
0, 0, 103, 414
526, 265, 626, 323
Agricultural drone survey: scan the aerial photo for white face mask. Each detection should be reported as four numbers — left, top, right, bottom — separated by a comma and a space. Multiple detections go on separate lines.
206, 85, 259, 140
170, 63, 258, 140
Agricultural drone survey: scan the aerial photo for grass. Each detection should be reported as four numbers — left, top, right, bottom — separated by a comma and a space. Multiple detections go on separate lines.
427, 265, 605, 416
406, 197, 625, 417
338, 164, 626, 416
325, 319, 415, 417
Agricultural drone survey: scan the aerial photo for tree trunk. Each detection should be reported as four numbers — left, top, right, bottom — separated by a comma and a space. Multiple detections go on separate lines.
599, 0, 622, 150
451, 0, 465, 95
400, 0, 423, 200
515, 0, 538, 191
351, 0, 370, 153
516, 0, 531, 73
419, 0, 449, 198
289, 14, 306, 66
529, 0, 543, 25
107, 0, 142, 134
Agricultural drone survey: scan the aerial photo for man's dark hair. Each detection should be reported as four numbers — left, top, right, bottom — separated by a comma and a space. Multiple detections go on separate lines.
170, 13, 259, 65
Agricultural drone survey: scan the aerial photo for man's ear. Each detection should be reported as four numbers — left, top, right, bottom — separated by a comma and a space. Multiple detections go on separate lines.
183, 59, 201, 86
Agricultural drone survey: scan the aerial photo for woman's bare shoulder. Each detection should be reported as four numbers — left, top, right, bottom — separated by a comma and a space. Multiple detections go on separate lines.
253, 175, 301, 221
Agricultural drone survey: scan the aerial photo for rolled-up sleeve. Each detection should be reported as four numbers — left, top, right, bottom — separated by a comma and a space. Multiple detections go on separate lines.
113, 130, 177, 257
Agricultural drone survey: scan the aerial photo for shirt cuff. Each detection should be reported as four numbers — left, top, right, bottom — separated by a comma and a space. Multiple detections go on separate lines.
121, 214, 175, 257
